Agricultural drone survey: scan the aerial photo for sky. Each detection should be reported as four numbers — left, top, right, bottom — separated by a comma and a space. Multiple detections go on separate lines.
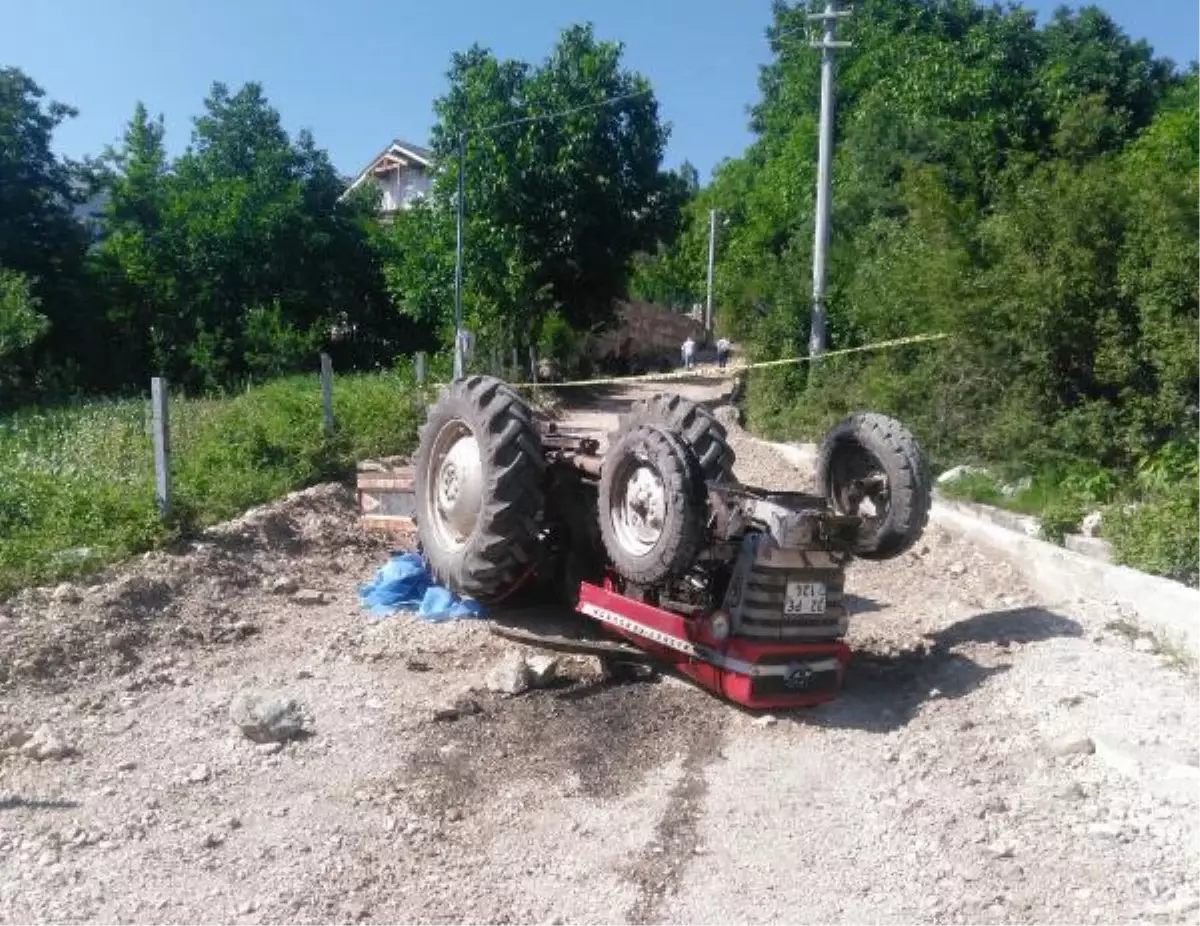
2, 0, 1197, 183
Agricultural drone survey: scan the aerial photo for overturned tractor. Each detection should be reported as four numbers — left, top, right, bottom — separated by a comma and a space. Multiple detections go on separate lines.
413, 375, 931, 709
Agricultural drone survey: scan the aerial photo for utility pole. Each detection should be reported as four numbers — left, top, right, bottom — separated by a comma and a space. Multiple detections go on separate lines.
704, 208, 718, 343
808, 1, 851, 361
453, 131, 466, 380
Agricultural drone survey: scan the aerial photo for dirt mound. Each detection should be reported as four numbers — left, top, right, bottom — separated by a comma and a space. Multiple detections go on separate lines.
590, 300, 703, 363
0, 483, 385, 691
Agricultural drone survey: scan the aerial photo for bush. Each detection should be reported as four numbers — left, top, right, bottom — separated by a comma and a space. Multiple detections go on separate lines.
0, 373, 421, 598
1038, 496, 1087, 544
1106, 485, 1199, 586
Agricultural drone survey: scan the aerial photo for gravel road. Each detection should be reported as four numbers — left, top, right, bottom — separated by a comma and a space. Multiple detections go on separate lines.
1, 376, 1197, 925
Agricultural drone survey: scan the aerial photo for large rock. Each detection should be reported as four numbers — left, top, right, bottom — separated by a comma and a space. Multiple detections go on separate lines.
937, 464, 988, 485
486, 652, 532, 696
229, 691, 310, 743
1045, 734, 1095, 758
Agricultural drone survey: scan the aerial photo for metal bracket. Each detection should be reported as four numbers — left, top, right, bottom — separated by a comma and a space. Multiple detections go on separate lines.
723, 533, 761, 632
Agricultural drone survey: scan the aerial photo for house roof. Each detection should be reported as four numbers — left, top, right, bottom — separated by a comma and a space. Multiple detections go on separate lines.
344, 138, 433, 195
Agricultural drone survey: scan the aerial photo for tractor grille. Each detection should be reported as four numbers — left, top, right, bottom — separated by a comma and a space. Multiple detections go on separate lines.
734, 562, 848, 641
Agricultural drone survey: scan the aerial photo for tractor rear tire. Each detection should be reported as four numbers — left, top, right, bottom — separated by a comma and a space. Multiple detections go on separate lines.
609, 393, 736, 484
816, 412, 931, 560
414, 376, 545, 602
598, 425, 707, 586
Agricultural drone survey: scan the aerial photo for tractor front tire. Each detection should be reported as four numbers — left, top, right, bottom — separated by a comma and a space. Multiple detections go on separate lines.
598, 425, 706, 586
414, 376, 545, 602
816, 412, 931, 560
609, 393, 736, 484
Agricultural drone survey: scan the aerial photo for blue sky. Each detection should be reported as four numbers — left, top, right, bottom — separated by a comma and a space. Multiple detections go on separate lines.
2, 0, 1196, 182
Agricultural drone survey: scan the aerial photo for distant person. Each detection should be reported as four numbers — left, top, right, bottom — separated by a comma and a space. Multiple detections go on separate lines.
716, 337, 731, 370
681, 336, 696, 370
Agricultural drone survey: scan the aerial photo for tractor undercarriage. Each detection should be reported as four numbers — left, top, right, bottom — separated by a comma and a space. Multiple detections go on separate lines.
409, 376, 932, 710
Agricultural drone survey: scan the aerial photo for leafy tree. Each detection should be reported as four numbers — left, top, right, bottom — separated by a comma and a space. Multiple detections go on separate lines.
92, 83, 407, 390
384, 23, 681, 355
0, 269, 49, 388
92, 102, 175, 383
0, 67, 92, 400
638, 0, 1196, 581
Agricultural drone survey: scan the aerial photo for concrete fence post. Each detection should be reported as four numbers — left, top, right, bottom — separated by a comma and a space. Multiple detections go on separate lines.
414, 352, 427, 384
150, 377, 172, 520
529, 346, 538, 385
320, 353, 335, 436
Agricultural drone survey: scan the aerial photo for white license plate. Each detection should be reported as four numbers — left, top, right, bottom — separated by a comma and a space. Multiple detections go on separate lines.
784, 580, 826, 615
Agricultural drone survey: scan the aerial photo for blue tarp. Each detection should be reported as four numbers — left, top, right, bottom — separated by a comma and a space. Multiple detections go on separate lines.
358, 552, 485, 622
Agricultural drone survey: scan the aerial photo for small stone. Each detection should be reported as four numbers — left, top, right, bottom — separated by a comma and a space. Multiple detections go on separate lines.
753, 714, 778, 728
296, 668, 314, 680
1133, 637, 1156, 653
237, 900, 257, 915
291, 589, 327, 605
982, 796, 1010, 816
1046, 735, 1095, 758
948, 562, 967, 577
256, 741, 284, 756
343, 901, 370, 921
116, 760, 137, 772
365, 698, 384, 710
188, 764, 211, 784
1087, 822, 1122, 839
1055, 782, 1087, 801
52, 583, 82, 605
2, 728, 32, 749
987, 840, 1015, 859
229, 690, 310, 743
227, 816, 242, 830
405, 659, 432, 673
201, 830, 225, 849
269, 576, 300, 595
20, 724, 77, 761
37, 849, 60, 867
929, 687, 943, 698
431, 696, 481, 723
486, 651, 532, 696
447, 808, 463, 822
1081, 511, 1103, 537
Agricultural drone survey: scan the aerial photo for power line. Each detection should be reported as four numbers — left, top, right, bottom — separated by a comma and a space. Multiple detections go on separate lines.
469, 89, 651, 136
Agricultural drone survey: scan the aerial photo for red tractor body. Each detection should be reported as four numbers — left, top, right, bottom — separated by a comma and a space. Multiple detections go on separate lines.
578, 580, 850, 709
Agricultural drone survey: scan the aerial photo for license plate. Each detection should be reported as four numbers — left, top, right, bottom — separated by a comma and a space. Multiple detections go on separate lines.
783, 580, 826, 615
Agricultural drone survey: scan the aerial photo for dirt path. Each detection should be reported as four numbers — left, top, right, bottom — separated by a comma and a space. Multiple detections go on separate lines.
1, 379, 1197, 925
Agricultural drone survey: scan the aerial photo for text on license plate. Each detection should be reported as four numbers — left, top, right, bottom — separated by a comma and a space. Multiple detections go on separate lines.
783, 580, 827, 615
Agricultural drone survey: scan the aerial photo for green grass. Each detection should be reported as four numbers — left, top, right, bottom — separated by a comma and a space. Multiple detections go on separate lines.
0, 372, 422, 598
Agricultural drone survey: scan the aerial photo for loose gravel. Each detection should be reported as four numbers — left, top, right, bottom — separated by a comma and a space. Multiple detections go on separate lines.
0, 378, 1196, 925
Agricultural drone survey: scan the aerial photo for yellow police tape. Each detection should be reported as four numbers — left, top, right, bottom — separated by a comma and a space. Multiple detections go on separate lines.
506, 331, 949, 390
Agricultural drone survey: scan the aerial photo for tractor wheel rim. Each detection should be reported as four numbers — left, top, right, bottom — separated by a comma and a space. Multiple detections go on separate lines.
428, 420, 483, 551
611, 457, 666, 557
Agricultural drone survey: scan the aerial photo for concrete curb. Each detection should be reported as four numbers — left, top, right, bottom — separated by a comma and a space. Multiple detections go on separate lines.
929, 499, 1200, 659
754, 436, 1200, 659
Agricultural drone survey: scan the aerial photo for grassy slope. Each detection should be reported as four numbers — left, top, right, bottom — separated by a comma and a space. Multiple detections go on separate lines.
0, 373, 422, 598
